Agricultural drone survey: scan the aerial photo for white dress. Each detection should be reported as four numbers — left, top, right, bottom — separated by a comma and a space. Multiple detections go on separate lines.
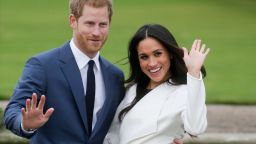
104, 73, 207, 144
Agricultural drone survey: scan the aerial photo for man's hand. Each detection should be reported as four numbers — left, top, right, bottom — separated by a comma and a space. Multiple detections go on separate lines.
21, 93, 54, 130
172, 138, 183, 144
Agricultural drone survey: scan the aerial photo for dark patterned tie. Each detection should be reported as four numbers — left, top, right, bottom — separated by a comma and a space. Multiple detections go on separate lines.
86, 60, 95, 135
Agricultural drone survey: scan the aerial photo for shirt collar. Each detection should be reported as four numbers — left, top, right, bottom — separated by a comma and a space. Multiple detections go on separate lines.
70, 39, 101, 71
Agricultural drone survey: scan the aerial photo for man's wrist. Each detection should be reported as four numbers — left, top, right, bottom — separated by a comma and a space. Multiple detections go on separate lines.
21, 123, 37, 134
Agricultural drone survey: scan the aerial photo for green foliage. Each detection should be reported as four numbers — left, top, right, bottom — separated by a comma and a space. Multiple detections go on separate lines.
1, 0, 256, 104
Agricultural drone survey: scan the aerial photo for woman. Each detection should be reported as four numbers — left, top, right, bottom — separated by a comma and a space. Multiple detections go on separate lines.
104, 24, 210, 144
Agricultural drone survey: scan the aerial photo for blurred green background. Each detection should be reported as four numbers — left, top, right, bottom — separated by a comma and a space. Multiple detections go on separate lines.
1, 0, 256, 104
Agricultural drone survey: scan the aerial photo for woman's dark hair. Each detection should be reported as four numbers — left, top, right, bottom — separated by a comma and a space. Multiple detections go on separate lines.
118, 24, 206, 121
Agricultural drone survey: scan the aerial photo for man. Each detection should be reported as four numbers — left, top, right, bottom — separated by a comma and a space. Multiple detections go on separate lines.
4, 0, 124, 143
4, 0, 183, 143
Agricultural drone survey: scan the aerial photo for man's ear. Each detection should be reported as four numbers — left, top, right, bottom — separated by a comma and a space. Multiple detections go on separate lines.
69, 14, 76, 28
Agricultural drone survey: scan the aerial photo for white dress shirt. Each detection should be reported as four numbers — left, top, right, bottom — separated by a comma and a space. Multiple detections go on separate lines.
70, 39, 106, 130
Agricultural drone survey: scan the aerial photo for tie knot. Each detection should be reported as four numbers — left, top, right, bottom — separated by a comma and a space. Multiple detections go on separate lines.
88, 60, 95, 68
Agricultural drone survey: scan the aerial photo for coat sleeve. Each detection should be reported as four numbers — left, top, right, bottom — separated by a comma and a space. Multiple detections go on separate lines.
4, 57, 46, 138
181, 73, 207, 136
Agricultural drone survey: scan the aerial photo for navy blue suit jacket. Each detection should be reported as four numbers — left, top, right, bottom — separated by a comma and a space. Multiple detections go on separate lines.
4, 42, 125, 144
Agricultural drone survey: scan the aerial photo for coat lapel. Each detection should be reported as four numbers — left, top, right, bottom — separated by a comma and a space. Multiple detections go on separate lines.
58, 42, 89, 133
120, 83, 172, 143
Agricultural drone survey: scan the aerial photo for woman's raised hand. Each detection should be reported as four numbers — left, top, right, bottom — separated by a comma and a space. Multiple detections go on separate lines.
182, 39, 210, 78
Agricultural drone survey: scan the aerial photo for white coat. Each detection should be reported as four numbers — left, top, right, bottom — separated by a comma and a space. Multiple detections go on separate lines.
104, 73, 207, 144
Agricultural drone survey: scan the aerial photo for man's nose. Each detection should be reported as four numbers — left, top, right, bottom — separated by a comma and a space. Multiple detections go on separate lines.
92, 26, 100, 36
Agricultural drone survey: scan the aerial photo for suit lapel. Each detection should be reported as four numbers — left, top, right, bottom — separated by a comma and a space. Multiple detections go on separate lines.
59, 42, 89, 133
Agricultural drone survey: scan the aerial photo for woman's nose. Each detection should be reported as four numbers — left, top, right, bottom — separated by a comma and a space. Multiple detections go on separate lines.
148, 57, 157, 67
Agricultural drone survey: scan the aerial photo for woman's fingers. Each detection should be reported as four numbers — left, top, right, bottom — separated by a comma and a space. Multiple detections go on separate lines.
195, 39, 201, 51
200, 44, 206, 53
191, 39, 201, 51
182, 47, 188, 57
204, 48, 210, 56
191, 40, 210, 56
191, 39, 198, 50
